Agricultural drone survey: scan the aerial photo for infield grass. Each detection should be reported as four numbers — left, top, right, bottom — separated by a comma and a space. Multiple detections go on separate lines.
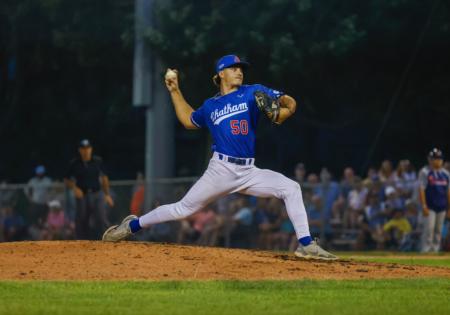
1, 279, 450, 315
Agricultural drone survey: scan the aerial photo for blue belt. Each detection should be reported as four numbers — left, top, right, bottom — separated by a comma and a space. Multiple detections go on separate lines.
218, 154, 253, 166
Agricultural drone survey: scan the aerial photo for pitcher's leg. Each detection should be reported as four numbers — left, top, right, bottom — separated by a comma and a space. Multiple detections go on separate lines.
103, 160, 237, 241
238, 168, 310, 240
238, 167, 337, 260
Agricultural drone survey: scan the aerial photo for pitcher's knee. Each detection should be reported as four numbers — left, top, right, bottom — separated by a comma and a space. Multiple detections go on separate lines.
282, 180, 301, 199
173, 199, 201, 218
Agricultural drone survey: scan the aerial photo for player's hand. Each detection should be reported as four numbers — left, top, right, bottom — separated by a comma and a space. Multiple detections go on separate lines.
164, 69, 179, 93
104, 194, 114, 207
423, 206, 429, 217
74, 186, 84, 199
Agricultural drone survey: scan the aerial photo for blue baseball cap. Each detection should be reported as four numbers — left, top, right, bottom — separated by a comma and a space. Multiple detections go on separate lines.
215, 55, 249, 73
35, 165, 46, 175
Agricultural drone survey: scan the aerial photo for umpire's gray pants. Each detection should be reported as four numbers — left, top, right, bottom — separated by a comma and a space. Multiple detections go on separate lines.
75, 192, 108, 240
421, 209, 446, 252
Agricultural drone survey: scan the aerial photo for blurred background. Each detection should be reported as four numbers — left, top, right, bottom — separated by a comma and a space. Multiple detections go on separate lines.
0, 0, 449, 251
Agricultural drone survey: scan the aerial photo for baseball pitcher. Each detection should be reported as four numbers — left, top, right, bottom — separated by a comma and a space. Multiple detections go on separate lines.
103, 55, 337, 260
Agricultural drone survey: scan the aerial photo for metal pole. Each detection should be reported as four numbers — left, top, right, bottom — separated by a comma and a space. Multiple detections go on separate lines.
133, 0, 154, 210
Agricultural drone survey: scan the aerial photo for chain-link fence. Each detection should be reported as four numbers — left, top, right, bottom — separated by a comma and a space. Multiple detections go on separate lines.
1, 178, 448, 252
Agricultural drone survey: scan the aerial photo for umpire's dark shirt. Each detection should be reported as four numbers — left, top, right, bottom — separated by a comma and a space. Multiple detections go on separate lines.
65, 156, 107, 193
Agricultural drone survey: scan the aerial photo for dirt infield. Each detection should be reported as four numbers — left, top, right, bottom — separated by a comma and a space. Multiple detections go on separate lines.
0, 241, 449, 281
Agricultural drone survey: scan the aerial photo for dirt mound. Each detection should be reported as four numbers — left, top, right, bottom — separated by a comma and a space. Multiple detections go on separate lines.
0, 241, 449, 281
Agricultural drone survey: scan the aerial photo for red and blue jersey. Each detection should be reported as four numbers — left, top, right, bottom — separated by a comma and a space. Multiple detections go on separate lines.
419, 166, 450, 211
190, 84, 283, 158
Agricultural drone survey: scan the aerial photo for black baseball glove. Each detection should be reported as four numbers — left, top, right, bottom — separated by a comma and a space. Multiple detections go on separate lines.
254, 91, 280, 124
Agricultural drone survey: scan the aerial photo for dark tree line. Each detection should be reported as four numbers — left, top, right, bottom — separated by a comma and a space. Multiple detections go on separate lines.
1, 0, 449, 181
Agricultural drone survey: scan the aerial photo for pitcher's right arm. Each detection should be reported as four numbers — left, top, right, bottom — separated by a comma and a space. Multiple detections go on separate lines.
165, 69, 198, 130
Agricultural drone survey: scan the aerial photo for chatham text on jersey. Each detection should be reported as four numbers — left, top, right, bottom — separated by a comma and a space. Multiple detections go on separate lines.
211, 102, 248, 125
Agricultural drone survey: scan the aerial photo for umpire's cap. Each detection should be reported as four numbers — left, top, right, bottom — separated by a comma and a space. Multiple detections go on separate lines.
428, 148, 443, 159
79, 139, 92, 148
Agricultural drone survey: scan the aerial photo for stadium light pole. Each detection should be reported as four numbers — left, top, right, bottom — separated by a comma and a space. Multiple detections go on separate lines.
133, 0, 154, 210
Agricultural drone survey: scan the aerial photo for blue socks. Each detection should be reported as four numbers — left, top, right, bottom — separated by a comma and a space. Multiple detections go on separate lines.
299, 236, 312, 246
129, 219, 142, 233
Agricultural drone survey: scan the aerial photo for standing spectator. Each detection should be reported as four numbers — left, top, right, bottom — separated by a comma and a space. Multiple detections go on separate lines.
294, 163, 306, 185
130, 172, 145, 215
419, 148, 450, 253
378, 160, 396, 184
394, 159, 417, 199
64, 139, 114, 240
24, 165, 52, 226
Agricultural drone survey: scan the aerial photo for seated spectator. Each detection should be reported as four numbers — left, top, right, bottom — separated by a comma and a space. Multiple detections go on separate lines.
399, 200, 422, 251
2, 206, 26, 241
317, 167, 340, 237
305, 193, 323, 239
384, 186, 404, 212
346, 177, 368, 229
178, 206, 216, 244
254, 197, 281, 249
230, 196, 254, 248
383, 208, 412, 250
270, 207, 296, 251
364, 194, 388, 249
41, 200, 74, 240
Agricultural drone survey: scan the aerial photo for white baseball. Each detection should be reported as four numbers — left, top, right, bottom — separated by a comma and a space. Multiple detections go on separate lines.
165, 69, 177, 80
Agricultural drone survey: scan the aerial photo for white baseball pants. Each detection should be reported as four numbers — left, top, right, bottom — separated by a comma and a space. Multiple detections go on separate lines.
421, 209, 446, 252
139, 152, 311, 239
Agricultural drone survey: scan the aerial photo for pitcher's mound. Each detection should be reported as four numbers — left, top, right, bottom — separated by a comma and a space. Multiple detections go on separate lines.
0, 241, 448, 280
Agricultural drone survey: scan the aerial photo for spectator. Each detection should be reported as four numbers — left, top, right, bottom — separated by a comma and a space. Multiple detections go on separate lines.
294, 163, 306, 185
394, 159, 417, 199
230, 196, 254, 248
130, 172, 145, 215
384, 186, 404, 211
401, 200, 422, 251
340, 167, 356, 199
317, 168, 340, 239
347, 177, 368, 229
305, 193, 323, 239
364, 193, 388, 249
178, 206, 216, 244
64, 139, 113, 240
2, 206, 26, 241
444, 161, 450, 173
24, 165, 52, 226
383, 208, 412, 250
419, 148, 450, 253
41, 200, 74, 240
378, 160, 396, 184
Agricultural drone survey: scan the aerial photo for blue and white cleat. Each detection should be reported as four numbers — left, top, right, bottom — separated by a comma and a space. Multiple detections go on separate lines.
102, 215, 138, 242
294, 240, 338, 261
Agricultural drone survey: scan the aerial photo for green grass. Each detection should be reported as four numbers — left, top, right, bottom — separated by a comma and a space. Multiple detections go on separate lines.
338, 252, 450, 268
1, 279, 450, 315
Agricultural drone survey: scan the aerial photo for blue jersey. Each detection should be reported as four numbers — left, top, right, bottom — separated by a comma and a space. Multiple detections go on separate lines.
419, 166, 450, 211
190, 84, 283, 158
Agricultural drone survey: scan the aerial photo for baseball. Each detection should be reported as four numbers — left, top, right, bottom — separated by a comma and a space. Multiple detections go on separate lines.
165, 69, 177, 80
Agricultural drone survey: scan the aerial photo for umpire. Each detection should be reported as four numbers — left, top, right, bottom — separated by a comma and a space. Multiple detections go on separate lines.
64, 139, 114, 239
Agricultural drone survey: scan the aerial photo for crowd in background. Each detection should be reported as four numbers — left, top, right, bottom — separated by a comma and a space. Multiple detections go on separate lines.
1, 158, 450, 253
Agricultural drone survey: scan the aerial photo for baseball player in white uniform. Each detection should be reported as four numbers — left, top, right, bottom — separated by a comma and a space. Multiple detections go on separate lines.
103, 55, 337, 260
